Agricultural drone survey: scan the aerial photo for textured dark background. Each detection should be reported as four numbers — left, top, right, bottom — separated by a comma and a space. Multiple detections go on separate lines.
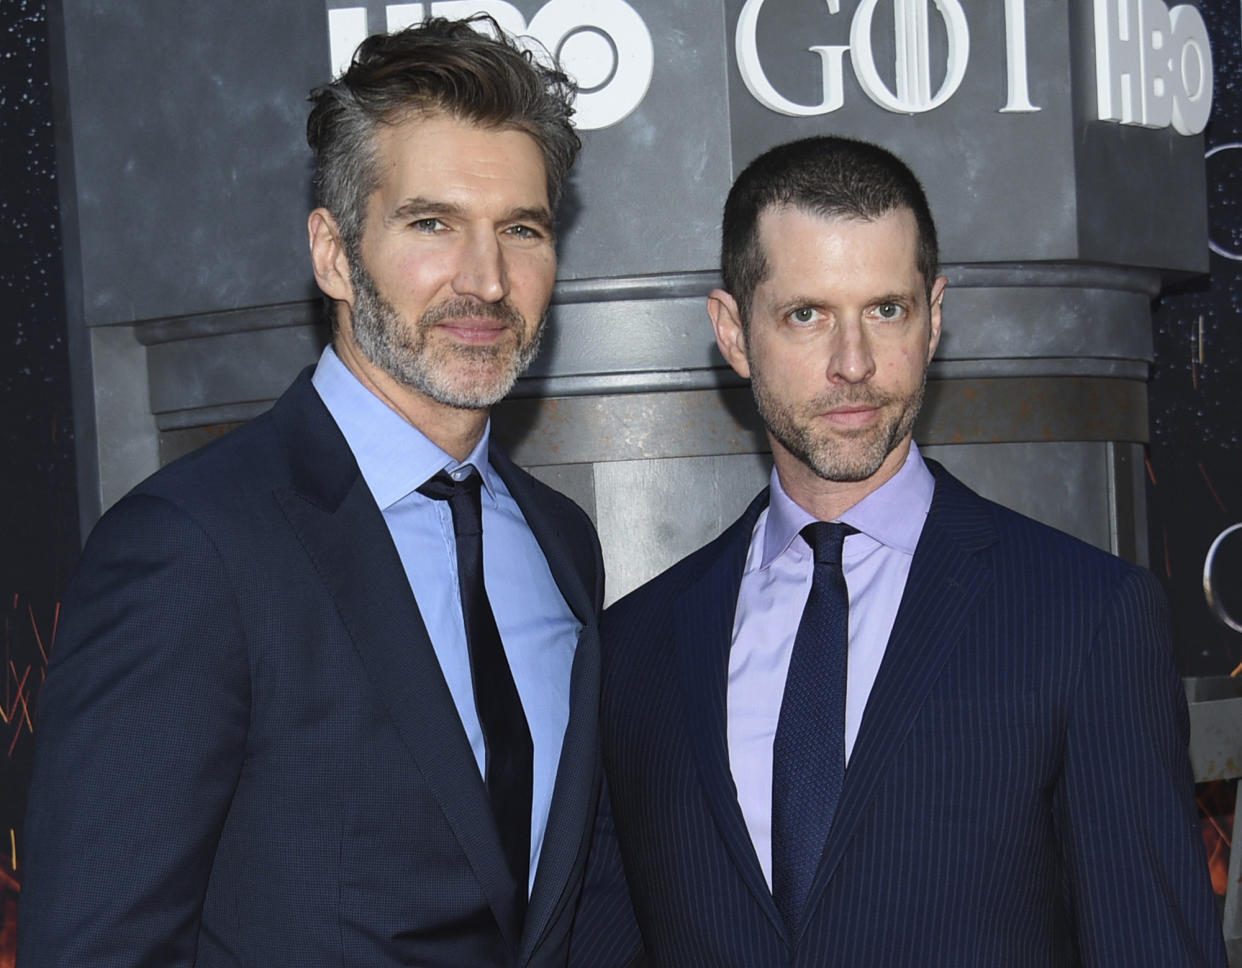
1149, 1, 1242, 679
0, 0, 77, 959
1, 0, 1240, 958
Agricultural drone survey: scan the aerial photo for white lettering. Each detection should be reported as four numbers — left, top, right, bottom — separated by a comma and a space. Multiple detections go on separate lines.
329, 7, 368, 78
850, 0, 969, 114
1141, 0, 1174, 128
329, 1, 1209, 134
1001, 0, 1038, 112
410, 2, 526, 36
527, 0, 654, 130
1095, 0, 1143, 123
385, 4, 421, 33
736, 0, 970, 117
735, 0, 848, 117
325, 1, 654, 130
1094, 0, 1212, 133
1169, 4, 1211, 135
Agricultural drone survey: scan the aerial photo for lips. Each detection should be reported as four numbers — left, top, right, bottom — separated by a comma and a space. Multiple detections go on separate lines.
822, 405, 881, 430
420, 298, 523, 345
813, 390, 889, 424
434, 319, 511, 344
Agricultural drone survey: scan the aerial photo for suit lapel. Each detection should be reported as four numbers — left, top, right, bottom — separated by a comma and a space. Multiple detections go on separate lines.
268, 373, 524, 951
490, 449, 603, 961
522, 623, 599, 960
674, 490, 788, 936
490, 446, 597, 628
803, 464, 998, 929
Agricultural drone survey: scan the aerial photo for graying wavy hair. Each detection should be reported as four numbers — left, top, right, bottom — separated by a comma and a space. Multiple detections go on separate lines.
307, 15, 580, 255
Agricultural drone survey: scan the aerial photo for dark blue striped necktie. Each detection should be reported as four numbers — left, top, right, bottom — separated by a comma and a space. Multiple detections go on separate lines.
771, 520, 855, 936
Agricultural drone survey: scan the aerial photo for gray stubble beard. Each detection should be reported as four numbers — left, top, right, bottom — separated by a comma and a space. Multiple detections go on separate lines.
749, 355, 927, 483
348, 257, 544, 411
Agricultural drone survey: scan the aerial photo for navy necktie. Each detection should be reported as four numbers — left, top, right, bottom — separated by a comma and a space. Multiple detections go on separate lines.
418, 470, 533, 909
771, 520, 856, 935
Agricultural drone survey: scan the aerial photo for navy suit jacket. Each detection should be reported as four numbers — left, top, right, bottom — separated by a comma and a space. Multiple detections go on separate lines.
572, 461, 1224, 967
20, 370, 605, 968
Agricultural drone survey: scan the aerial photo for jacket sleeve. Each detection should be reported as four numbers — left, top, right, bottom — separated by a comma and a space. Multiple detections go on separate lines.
569, 772, 647, 967
1055, 566, 1226, 967
18, 493, 251, 968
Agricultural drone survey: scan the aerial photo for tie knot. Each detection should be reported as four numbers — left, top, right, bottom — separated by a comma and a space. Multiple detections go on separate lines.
800, 521, 855, 566
417, 469, 482, 503
417, 469, 484, 536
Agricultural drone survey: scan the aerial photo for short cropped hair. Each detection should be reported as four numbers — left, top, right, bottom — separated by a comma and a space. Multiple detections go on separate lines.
721, 136, 939, 323
307, 15, 580, 252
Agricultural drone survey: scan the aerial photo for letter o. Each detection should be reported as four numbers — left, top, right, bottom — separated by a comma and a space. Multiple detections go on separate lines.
850, 0, 970, 114
1205, 143, 1242, 261
1169, 4, 1212, 135
1204, 523, 1242, 634
528, 0, 654, 130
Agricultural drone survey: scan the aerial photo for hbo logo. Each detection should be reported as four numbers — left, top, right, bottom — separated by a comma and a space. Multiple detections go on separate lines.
328, 1, 654, 130
1094, 0, 1212, 135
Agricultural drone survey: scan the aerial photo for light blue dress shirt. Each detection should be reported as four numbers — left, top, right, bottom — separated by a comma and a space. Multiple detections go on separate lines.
727, 442, 935, 888
312, 346, 580, 894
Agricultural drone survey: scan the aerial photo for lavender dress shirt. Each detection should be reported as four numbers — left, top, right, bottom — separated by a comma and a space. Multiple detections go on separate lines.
727, 442, 935, 888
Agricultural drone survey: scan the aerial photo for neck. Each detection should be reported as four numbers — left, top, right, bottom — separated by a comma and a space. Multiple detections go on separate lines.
773, 436, 911, 522
333, 338, 489, 462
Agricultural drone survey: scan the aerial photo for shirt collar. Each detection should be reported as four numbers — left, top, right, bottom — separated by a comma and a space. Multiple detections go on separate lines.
310, 345, 496, 510
762, 441, 935, 567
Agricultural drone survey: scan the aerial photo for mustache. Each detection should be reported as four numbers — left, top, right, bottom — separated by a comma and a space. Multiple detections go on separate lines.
807, 387, 895, 411
420, 297, 525, 330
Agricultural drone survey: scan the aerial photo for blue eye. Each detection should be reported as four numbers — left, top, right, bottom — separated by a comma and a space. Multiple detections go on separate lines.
790, 307, 816, 323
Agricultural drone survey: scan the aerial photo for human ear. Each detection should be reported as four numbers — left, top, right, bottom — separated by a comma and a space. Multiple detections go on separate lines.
308, 208, 354, 306
707, 289, 751, 380
926, 275, 948, 362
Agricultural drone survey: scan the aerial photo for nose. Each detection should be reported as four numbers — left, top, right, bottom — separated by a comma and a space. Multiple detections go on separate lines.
827, 316, 876, 384
452, 228, 508, 303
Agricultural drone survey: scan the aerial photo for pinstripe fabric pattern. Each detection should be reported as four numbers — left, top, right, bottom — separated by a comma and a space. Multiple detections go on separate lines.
570, 462, 1226, 968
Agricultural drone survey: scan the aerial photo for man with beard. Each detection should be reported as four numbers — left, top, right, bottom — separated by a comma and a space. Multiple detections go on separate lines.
20, 17, 603, 968
570, 137, 1225, 966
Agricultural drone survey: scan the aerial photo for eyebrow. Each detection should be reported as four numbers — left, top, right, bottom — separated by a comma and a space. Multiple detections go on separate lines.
870, 290, 920, 305
389, 197, 555, 234
773, 289, 921, 314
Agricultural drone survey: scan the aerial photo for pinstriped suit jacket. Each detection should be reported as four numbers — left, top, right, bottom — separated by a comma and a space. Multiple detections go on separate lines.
571, 461, 1225, 967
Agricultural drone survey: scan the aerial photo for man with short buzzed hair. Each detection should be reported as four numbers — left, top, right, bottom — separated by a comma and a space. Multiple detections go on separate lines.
572, 135, 1225, 967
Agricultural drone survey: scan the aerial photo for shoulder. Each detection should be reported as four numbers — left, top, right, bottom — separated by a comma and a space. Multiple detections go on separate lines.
123, 370, 330, 524
118, 410, 283, 532
926, 459, 1155, 601
604, 539, 720, 624
87, 374, 327, 568
604, 489, 768, 636
72, 410, 287, 602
